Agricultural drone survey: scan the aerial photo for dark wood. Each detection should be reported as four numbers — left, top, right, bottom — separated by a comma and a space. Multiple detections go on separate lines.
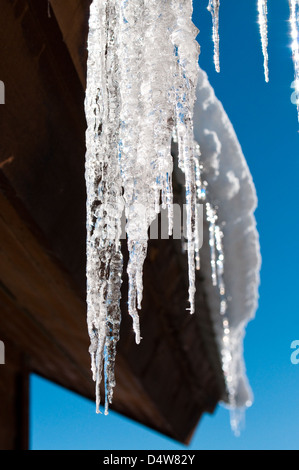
0, 0, 225, 447
0, 174, 174, 437
0, 336, 29, 450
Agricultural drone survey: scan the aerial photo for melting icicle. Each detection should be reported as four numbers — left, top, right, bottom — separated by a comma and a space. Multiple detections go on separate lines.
194, 144, 204, 271
85, 0, 124, 414
85, 0, 200, 413
289, 0, 299, 121
204, 194, 239, 433
206, 203, 217, 286
207, 0, 220, 73
214, 225, 225, 296
214, 219, 239, 434
190, 148, 236, 423
257, 0, 269, 82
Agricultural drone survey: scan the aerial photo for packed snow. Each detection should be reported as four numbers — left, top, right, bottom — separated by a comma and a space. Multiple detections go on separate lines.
193, 67, 261, 430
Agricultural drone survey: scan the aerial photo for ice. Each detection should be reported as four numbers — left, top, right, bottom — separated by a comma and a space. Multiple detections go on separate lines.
257, 0, 269, 82
85, 0, 124, 414
85, 0, 200, 413
207, 0, 220, 73
206, 203, 217, 287
85, 0, 261, 429
289, 0, 299, 121
194, 144, 205, 271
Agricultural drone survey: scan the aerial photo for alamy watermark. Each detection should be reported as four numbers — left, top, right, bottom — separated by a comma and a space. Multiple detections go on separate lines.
92, 203, 203, 246
0, 81, 4, 104
290, 340, 299, 365
0, 341, 4, 365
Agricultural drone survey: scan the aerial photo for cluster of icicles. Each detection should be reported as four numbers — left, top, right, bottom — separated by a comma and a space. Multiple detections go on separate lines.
85, 0, 299, 424
85, 0, 238, 422
258, 0, 299, 109
209, 0, 299, 120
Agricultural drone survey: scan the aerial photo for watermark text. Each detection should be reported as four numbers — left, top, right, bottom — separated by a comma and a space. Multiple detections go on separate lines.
290, 340, 299, 365
0, 81, 4, 104
0, 341, 5, 365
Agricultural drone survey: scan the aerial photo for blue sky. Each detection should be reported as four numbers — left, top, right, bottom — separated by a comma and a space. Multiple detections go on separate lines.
31, 0, 299, 450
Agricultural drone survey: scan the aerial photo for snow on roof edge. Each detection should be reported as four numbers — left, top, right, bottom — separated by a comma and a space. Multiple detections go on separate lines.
193, 67, 262, 409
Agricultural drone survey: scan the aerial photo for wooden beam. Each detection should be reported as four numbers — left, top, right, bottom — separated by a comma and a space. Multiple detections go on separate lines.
0, 173, 174, 437
49, 0, 90, 87
0, 337, 29, 450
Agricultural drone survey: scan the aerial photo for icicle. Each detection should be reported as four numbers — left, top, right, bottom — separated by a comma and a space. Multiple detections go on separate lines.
85, 0, 200, 413
289, 0, 299, 121
214, 217, 239, 434
194, 148, 202, 271
207, 0, 220, 73
206, 203, 217, 286
214, 225, 225, 296
193, 142, 206, 272
171, 1, 200, 314
85, 0, 124, 414
203, 194, 239, 433
257, 0, 269, 82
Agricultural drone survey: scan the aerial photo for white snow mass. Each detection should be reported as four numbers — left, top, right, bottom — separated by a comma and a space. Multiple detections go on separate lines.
194, 67, 261, 428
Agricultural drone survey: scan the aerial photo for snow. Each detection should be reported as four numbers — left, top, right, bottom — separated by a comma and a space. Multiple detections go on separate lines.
193, 67, 261, 420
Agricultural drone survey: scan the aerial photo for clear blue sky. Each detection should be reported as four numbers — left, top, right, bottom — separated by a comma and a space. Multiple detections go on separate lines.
30, 0, 299, 450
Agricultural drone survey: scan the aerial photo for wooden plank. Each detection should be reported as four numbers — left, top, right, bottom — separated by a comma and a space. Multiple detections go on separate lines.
49, 0, 90, 86
0, 336, 29, 450
0, 176, 222, 442
0, 175, 173, 436
0, 0, 86, 290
